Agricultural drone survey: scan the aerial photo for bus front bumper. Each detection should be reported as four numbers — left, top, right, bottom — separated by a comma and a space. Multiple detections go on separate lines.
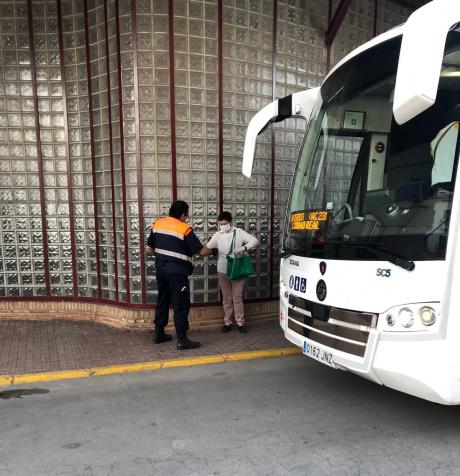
281, 313, 460, 405
372, 337, 460, 405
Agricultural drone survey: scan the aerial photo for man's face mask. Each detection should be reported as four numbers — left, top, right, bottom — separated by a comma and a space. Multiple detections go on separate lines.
219, 223, 231, 232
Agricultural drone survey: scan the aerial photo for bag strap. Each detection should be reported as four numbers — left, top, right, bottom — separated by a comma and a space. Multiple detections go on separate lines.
228, 229, 236, 254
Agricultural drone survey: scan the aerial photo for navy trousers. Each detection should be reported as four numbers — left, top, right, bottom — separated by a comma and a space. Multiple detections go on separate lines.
155, 268, 190, 337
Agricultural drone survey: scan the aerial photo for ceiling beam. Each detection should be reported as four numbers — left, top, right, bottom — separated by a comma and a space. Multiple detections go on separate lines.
325, 0, 352, 47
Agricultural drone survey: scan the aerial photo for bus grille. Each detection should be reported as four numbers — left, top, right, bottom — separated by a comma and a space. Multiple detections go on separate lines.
287, 295, 377, 358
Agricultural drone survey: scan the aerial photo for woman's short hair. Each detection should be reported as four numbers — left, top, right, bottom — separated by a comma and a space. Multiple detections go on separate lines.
218, 211, 232, 222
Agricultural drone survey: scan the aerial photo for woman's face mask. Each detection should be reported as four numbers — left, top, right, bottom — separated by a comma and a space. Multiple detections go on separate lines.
219, 223, 231, 232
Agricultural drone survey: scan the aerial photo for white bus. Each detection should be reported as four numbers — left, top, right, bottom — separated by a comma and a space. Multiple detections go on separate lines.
243, 0, 460, 404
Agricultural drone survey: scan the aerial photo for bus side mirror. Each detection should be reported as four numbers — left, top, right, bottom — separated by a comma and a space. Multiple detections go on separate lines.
242, 88, 320, 178
393, 1, 460, 125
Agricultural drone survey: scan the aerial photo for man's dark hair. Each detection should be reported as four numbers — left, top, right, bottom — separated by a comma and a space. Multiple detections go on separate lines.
169, 200, 189, 219
218, 211, 232, 222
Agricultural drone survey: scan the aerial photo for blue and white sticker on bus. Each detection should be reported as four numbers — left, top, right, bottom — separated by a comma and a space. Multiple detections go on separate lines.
300, 278, 306, 293
289, 275, 307, 294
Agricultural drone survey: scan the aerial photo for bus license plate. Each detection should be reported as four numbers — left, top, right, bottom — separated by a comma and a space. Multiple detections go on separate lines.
303, 340, 334, 368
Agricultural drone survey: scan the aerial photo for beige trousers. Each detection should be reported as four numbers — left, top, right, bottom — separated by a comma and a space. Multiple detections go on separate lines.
218, 272, 246, 326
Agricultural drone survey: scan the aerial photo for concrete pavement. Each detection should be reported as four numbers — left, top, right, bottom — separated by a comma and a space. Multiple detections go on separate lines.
0, 319, 294, 384
2, 355, 460, 475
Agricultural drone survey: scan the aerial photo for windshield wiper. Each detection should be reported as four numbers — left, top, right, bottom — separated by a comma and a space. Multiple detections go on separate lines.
280, 245, 316, 259
280, 249, 293, 258
280, 247, 314, 258
281, 240, 415, 270
329, 241, 415, 271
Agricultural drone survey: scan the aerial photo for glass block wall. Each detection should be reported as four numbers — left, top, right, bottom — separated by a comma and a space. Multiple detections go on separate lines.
0, 0, 414, 305
332, 0, 411, 65
307, 135, 363, 210
221, 1, 275, 300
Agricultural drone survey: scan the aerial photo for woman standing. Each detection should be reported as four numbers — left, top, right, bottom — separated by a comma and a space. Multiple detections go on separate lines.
203, 211, 258, 333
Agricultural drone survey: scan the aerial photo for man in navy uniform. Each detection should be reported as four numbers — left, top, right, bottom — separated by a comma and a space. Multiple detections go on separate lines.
146, 200, 207, 350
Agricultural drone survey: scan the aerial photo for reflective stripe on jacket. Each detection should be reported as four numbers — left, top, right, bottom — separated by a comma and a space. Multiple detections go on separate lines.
152, 217, 193, 264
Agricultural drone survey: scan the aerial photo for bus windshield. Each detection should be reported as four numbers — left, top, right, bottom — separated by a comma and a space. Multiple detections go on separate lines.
285, 27, 460, 263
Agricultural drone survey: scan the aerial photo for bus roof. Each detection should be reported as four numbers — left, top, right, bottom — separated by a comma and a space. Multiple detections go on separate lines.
325, 24, 405, 83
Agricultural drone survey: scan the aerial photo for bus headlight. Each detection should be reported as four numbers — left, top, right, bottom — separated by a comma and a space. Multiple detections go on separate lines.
399, 308, 414, 328
419, 306, 436, 326
380, 302, 439, 332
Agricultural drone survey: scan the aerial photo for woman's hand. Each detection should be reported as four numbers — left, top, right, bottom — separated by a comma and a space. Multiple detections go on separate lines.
233, 246, 246, 256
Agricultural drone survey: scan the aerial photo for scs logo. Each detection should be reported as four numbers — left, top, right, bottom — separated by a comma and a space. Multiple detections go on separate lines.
376, 268, 391, 277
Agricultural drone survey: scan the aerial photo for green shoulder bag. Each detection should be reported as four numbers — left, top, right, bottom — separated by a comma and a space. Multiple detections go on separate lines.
226, 230, 253, 280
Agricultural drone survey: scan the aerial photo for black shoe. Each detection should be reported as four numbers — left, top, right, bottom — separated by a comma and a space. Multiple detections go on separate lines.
177, 337, 201, 350
238, 325, 248, 333
154, 332, 172, 344
221, 325, 232, 333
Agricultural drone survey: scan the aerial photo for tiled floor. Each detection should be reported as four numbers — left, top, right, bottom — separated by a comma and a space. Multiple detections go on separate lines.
0, 318, 292, 375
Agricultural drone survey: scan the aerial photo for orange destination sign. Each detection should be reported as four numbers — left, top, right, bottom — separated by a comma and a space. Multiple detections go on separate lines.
291, 210, 329, 231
